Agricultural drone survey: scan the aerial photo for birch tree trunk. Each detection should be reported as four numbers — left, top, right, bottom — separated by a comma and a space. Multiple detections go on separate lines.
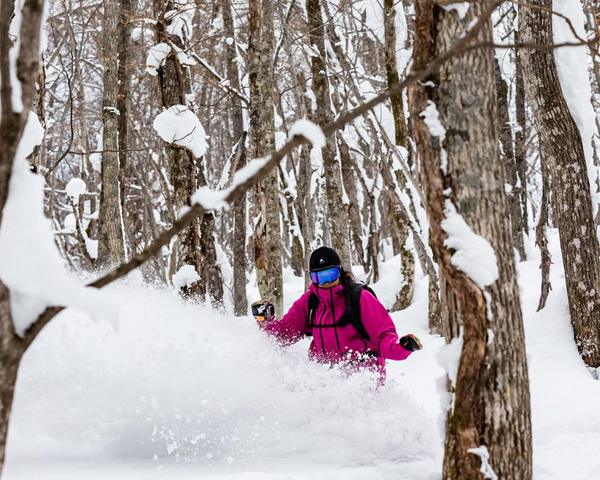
306, 0, 351, 268
223, 1, 249, 316
98, 0, 126, 268
520, 0, 600, 367
409, 2, 532, 478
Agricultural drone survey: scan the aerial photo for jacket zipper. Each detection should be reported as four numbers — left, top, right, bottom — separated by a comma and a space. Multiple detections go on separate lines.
317, 289, 326, 358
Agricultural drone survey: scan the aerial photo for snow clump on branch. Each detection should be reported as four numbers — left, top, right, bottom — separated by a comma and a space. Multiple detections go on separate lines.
153, 105, 207, 158
145, 43, 196, 76
165, 0, 195, 40
65, 178, 86, 205
288, 119, 326, 147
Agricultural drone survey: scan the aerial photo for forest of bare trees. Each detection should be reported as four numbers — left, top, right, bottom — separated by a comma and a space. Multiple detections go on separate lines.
2, 0, 600, 478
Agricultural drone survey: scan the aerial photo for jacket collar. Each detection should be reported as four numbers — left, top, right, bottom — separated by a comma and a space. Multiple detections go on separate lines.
308, 283, 345, 299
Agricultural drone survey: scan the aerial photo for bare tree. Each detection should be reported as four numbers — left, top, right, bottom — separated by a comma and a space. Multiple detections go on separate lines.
249, 0, 284, 314
521, 0, 600, 368
495, 55, 526, 260
98, 0, 126, 268
223, 1, 248, 316
306, 0, 351, 268
410, 1, 532, 478
152, 0, 223, 304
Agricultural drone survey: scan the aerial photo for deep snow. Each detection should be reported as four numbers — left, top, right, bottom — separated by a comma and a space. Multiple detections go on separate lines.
4, 232, 600, 479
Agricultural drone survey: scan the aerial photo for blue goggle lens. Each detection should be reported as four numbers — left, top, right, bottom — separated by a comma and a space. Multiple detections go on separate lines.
310, 266, 341, 285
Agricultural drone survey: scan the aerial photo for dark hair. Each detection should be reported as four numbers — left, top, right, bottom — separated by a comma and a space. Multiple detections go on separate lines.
338, 268, 370, 340
339, 267, 356, 291
340, 268, 356, 313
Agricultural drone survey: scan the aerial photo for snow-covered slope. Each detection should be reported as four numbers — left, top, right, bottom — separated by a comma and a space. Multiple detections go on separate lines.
4, 232, 600, 479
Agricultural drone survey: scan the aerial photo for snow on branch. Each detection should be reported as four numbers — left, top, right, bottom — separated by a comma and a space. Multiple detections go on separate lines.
0, 113, 112, 337
145, 43, 196, 76
153, 105, 207, 158
192, 157, 270, 211
288, 120, 326, 147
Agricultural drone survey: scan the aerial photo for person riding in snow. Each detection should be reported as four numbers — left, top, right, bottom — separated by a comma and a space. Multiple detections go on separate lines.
252, 246, 422, 381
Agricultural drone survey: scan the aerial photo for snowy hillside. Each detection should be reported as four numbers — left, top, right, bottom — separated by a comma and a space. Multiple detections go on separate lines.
4, 233, 599, 480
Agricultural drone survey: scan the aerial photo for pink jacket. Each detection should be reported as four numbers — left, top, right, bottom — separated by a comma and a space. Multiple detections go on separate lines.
260, 284, 412, 374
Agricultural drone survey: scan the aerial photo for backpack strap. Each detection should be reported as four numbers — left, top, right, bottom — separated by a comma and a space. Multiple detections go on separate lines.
306, 292, 319, 337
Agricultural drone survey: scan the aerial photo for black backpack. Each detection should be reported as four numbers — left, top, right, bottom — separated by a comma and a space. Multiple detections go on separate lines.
307, 283, 377, 341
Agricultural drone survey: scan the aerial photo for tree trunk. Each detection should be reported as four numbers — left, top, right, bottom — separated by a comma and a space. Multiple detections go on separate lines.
520, 0, 600, 368
384, 0, 408, 147
306, 0, 351, 268
118, 0, 132, 215
409, 2, 532, 478
249, 0, 284, 314
338, 139, 366, 269
153, 0, 223, 301
98, 0, 126, 268
223, 1, 248, 315
514, 27, 529, 237
495, 56, 526, 260
536, 150, 552, 311
0, 312, 22, 477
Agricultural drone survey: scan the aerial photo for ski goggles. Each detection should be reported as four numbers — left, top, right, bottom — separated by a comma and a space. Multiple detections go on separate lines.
310, 266, 341, 285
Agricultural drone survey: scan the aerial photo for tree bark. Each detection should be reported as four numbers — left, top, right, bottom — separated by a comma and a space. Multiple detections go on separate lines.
306, 0, 351, 269
536, 150, 552, 311
495, 55, 526, 260
384, 0, 408, 147
223, 1, 248, 316
118, 0, 132, 215
338, 139, 366, 268
409, 2, 532, 478
98, 0, 126, 268
520, 0, 600, 367
514, 26, 529, 237
249, 0, 284, 314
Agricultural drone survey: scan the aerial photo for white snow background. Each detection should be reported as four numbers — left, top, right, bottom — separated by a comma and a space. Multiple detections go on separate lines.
3, 233, 600, 479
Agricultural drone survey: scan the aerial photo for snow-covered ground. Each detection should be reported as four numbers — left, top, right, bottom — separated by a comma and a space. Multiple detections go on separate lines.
4, 232, 600, 479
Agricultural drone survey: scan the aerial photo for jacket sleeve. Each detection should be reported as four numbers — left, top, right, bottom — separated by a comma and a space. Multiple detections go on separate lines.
259, 292, 310, 347
360, 290, 412, 361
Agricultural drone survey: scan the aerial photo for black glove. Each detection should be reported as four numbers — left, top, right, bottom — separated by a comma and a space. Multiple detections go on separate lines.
399, 334, 423, 351
251, 300, 275, 321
